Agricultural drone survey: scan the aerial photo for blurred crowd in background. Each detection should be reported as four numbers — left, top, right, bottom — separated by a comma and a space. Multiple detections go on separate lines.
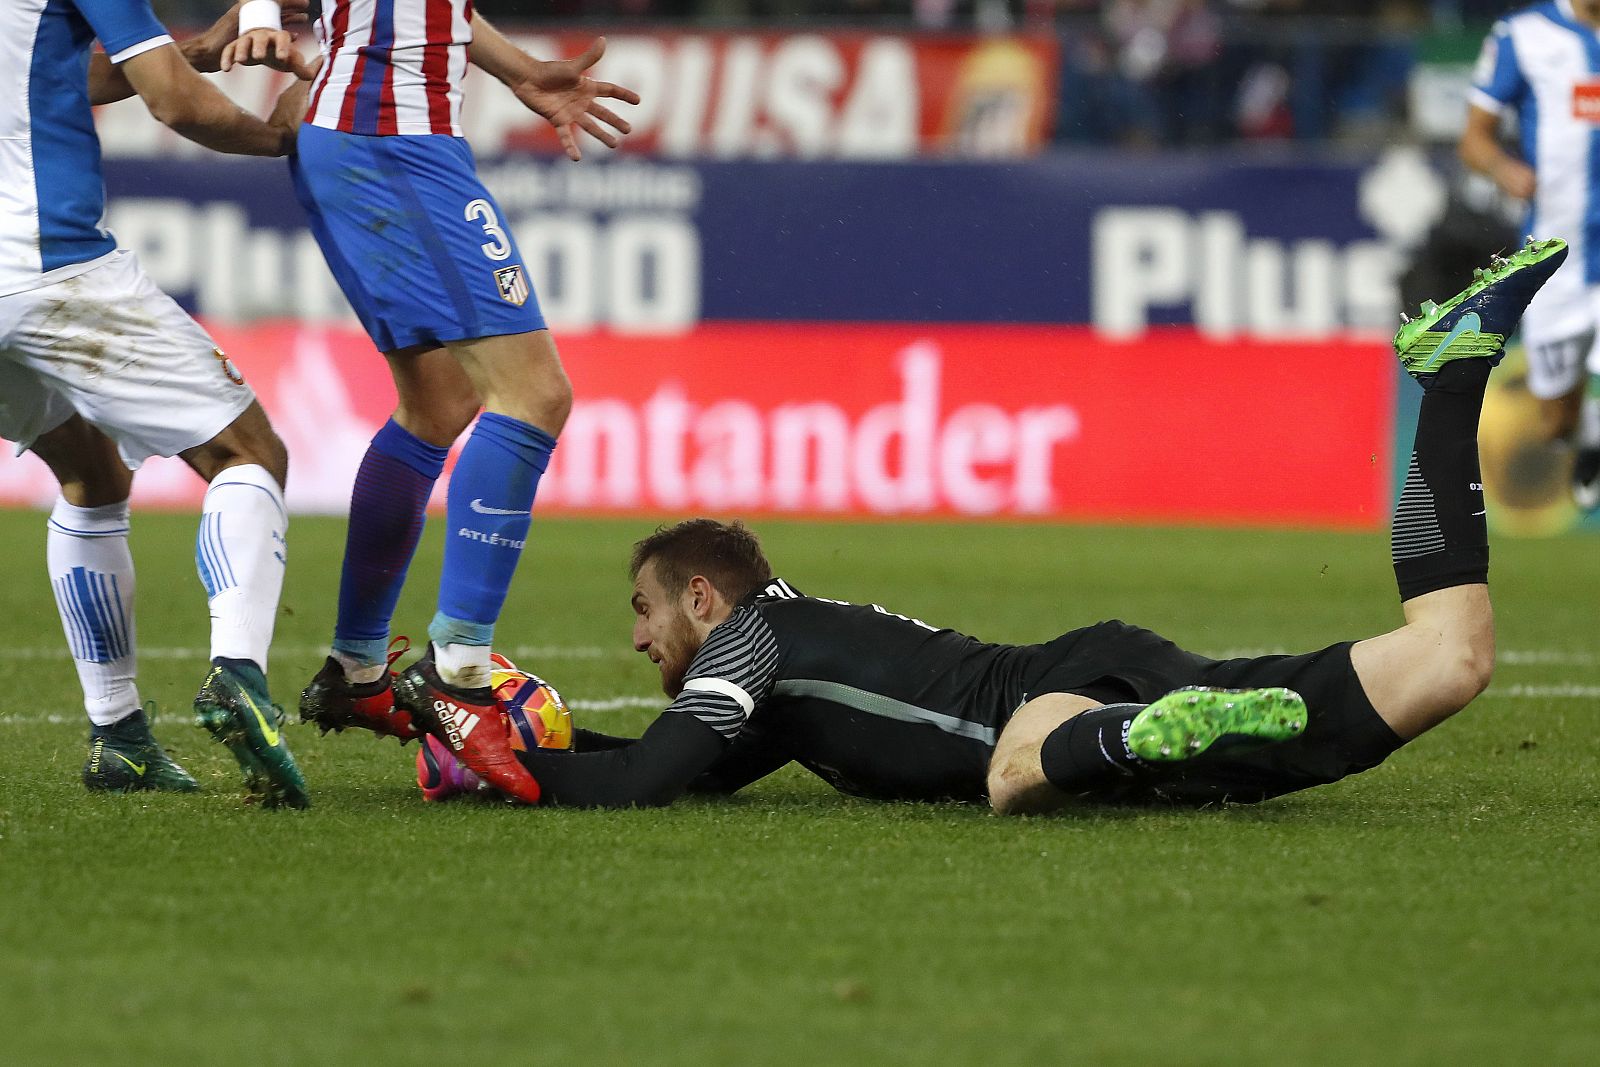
147, 0, 1538, 147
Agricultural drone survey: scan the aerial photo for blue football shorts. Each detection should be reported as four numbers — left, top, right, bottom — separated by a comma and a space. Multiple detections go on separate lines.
290, 124, 545, 353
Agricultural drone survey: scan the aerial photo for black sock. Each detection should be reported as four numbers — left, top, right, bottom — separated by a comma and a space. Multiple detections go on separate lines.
1038, 703, 1145, 793
91, 708, 148, 739
1392, 360, 1491, 602
212, 656, 267, 690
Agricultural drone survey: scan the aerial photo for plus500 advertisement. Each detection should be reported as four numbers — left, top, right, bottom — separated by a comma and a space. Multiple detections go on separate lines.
0, 149, 1439, 526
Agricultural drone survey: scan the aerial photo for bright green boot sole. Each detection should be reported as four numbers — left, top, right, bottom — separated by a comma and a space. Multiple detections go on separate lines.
1394, 237, 1568, 381
1127, 686, 1307, 762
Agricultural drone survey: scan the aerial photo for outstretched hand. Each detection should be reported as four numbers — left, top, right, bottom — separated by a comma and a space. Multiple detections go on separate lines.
510, 38, 640, 161
223, 28, 318, 81
192, 1, 312, 75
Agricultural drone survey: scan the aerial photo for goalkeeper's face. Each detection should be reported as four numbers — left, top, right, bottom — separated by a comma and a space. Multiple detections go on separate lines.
631, 561, 709, 698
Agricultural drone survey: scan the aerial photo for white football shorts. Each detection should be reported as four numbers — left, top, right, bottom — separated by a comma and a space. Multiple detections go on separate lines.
0, 250, 255, 467
1518, 259, 1600, 400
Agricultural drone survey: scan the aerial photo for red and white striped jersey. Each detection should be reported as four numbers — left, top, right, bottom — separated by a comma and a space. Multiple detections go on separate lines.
304, 0, 475, 137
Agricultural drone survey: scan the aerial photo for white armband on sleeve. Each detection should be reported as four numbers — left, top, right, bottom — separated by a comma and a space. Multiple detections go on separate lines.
239, 0, 283, 34
108, 35, 174, 64
1468, 88, 1507, 117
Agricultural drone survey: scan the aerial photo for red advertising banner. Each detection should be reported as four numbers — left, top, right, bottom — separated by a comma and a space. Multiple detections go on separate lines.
492, 32, 1060, 159
0, 324, 1393, 528
95, 32, 1060, 160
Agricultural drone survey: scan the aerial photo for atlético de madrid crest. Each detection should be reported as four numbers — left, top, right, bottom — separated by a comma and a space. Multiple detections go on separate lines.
494, 265, 529, 306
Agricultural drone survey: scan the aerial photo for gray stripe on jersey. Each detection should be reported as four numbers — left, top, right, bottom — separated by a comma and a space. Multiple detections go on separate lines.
771, 679, 998, 745
667, 606, 780, 739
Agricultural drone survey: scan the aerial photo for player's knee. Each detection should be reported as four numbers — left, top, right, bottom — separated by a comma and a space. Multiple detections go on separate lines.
1459, 642, 1495, 704
398, 396, 479, 446
263, 431, 289, 489
988, 784, 1025, 816
984, 756, 1036, 817
1436, 631, 1495, 711
232, 422, 289, 488
31, 417, 131, 507
56, 462, 131, 508
544, 367, 575, 429
183, 406, 288, 488
516, 362, 573, 436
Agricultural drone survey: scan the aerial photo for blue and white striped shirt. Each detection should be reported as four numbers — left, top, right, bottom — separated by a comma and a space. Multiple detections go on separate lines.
0, 0, 170, 297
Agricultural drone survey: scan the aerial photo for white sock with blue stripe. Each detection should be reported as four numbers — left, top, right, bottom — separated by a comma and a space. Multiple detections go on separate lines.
47, 498, 139, 728
198, 464, 287, 672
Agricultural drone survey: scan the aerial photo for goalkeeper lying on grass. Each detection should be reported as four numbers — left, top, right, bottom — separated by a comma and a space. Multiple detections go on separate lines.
418, 241, 1565, 812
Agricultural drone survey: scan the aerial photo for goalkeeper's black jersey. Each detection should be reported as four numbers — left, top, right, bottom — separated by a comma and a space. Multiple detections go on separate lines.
664, 578, 1049, 802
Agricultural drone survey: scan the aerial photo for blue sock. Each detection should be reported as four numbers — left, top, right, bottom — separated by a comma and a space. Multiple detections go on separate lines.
333, 419, 449, 666
430, 412, 556, 648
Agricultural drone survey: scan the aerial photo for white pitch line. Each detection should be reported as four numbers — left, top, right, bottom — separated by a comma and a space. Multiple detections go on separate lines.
2, 683, 1597, 730
2, 645, 1593, 667
566, 697, 665, 712
1212, 648, 1597, 667
1491, 684, 1600, 700
0, 643, 618, 662
1499, 650, 1598, 667
0, 696, 664, 727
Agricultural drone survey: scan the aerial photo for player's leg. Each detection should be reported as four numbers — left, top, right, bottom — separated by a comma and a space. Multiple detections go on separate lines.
1572, 324, 1600, 510
428, 327, 570, 690
988, 687, 1306, 815
990, 242, 1569, 814
27, 412, 198, 793
1517, 275, 1600, 508
335, 347, 479, 681
178, 397, 290, 680
8, 251, 307, 807
177, 399, 309, 809
300, 347, 478, 742
288, 129, 482, 740
289, 126, 554, 801
1351, 238, 1569, 740
987, 694, 1106, 814
390, 328, 568, 806
1523, 336, 1586, 443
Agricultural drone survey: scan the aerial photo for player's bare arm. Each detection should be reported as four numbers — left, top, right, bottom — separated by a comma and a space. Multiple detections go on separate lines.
268, 57, 320, 142
89, 1, 312, 107
468, 21, 641, 162
1459, 104, 1536, 201
121, 43, 296, 157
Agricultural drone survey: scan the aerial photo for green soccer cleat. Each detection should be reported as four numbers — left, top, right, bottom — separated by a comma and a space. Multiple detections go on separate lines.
1394, 237, 1568, 385
1127, 686, 1307, 762
195, 662, 310, 809
83, 705, 199, 793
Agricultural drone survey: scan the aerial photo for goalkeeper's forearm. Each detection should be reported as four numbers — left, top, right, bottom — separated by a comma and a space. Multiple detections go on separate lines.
516, 713, 726, 808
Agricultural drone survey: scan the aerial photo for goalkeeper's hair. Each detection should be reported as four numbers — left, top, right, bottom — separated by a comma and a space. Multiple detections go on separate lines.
630, 519, 773, 604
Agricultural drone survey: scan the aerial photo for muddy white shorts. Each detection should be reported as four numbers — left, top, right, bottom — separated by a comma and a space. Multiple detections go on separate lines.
0, 250, 255, 467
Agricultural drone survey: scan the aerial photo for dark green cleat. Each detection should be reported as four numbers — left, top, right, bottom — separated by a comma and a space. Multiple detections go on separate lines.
1128, 686, 1307, 762
1394, 237, 1568, 385
83, 706, 199, 793
195, 662, 310, 809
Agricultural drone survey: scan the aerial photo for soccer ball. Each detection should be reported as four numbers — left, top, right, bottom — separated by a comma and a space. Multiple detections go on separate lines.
416, 653, 574, 802
490, 652, 574, 752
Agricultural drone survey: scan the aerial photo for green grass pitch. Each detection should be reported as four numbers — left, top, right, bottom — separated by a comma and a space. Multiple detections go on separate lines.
2, 509, 1598, 1064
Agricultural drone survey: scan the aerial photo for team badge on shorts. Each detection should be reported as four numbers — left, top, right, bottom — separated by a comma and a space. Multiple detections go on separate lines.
212, 348, 245, 386
494, 265, 530, 307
